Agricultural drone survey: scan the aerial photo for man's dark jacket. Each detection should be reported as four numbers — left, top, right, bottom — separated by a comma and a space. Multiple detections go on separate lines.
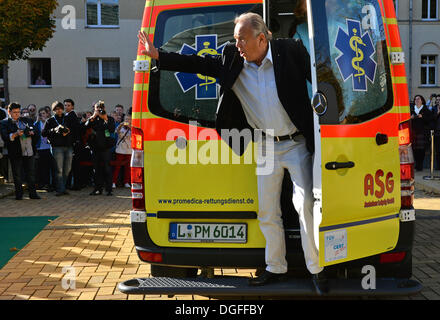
0, 117, 39, 158
84, 116, 116, 151
42, 114, 80, 147
158, 38, 313, 154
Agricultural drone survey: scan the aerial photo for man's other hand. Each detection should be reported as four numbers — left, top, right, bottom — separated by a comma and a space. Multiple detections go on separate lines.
138, 30, 159, 60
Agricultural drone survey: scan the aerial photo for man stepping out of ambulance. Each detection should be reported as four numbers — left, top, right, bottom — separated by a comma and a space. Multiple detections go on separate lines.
138, 12, 328, 295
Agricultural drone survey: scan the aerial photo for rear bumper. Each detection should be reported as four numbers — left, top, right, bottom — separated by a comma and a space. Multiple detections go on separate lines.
131, 211, 415, 276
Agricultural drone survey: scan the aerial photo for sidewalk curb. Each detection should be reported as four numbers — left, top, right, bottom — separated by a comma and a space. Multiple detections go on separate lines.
414, 170, 440, 195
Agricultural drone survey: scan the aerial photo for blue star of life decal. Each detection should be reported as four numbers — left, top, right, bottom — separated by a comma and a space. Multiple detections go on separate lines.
175, 34, 228, 100
334, 19, 377, 92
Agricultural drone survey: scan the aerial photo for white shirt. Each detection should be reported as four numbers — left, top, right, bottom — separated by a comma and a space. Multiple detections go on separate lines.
414, 104, 424, 115
232, 43, 297, 136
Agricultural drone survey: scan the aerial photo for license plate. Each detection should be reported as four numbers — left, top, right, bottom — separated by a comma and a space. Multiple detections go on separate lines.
169, 223, 247, 243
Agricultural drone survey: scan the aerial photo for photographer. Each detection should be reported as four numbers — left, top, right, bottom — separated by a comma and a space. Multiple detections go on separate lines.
0, 102, 40, 200
112, 114, 132, 188
42, 101, 79, 196
85, 101, 116, 196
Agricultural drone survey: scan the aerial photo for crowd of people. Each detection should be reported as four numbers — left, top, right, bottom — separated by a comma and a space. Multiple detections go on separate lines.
410, 93, 440, 171
0, 99, 132, 200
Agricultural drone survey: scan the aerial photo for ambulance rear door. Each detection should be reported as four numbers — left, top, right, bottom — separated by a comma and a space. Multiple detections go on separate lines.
308, 0, 401, 267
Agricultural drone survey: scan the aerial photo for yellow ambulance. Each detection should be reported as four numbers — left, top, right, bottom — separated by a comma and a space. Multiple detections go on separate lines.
120, 0, 421, 296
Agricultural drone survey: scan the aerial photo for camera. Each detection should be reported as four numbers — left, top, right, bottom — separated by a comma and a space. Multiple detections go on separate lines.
23, 125, 34, 137
56, 125, 70, 135
98, 109, 106, 115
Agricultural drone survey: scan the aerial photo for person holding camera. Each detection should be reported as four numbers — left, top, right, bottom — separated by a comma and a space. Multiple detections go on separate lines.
112, 114, 132, 188
42, 101, 79, 196
0, 102, 40, 200
85, 101, 116, 196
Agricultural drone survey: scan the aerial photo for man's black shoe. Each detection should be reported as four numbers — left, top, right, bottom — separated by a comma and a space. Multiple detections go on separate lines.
15, 196, 23, 200
255, 267, 265, 277
30, 194, 41, 200
106, 191, 113, 196
312, 272, 329, 295
248, 271, 287, 286
55, 192, 64, 197
89, 189, 102, 196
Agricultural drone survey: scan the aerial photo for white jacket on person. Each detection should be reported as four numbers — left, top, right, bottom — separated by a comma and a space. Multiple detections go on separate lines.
115, 125, 131, 155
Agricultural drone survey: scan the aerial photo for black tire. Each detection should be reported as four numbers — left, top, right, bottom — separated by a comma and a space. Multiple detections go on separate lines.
150, 265, 198, 278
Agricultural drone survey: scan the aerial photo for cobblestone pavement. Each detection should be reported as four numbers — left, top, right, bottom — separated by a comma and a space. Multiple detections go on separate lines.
0, 186, 439, 300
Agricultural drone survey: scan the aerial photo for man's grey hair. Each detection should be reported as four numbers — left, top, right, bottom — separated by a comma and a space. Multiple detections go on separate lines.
234, 12, 272, 41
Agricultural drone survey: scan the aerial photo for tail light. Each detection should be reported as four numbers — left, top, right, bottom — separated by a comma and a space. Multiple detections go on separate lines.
138, 251, 163, 263
379, 251, 406, 264
131, 127, 145, 210
398, 120, 414, 209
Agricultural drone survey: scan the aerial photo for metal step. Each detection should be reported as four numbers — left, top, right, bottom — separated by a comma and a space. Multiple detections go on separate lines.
118, 276, 422, 297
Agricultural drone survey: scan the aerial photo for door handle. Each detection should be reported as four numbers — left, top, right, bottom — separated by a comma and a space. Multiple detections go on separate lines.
325, 161, 355, 170
376, 133, 388, 146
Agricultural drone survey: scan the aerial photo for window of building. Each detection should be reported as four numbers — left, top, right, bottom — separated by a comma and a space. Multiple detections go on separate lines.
421, 55, 437, 86
422, 0, 438, 20
87, 58, 120, 87
29, 58, 52, 87
86, 0, 119, 27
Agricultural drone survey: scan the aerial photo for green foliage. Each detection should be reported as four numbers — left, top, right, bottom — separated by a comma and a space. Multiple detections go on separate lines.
0, 0, 58, 64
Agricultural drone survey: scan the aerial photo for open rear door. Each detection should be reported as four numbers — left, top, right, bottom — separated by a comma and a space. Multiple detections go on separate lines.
308, 0, 401, 267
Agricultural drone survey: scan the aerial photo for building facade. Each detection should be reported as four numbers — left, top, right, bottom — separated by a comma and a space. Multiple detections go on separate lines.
3, 0, 144, 112
395, 0, 440, 103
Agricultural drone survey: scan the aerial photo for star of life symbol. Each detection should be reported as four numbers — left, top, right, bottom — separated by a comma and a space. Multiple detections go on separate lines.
175, 34, 228, 100
335, 19, 377, 92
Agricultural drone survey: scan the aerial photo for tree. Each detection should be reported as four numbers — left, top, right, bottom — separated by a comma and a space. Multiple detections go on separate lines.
0, 0, 58, 104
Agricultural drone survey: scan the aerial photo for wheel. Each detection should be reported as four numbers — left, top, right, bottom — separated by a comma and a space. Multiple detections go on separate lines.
150, 265, 198, 278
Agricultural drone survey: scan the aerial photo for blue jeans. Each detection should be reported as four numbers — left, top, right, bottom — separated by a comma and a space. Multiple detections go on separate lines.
52, 146, 73, 193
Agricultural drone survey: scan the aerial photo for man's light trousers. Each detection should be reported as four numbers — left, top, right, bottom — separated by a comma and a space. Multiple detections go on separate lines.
257, 136, 323, 275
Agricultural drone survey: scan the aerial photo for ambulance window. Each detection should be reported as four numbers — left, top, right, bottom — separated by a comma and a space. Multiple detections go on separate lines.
312, 0, 393, 124
149, 4, 262, 128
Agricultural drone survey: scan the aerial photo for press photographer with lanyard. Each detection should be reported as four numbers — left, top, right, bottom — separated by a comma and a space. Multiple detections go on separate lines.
0, 102, 40, 200
85, 101, 116, 196
42, 101, 79, 196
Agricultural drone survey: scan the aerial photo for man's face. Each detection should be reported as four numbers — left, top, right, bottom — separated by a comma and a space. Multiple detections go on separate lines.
55, 107, 64, 117
234, 22, 267, 65
28, 105, 36, 115
9, 108, 20, 121
115, 106, 123, 115
39, 110, 47, 121
64, 102, 73, 113
95, 105, 105, 113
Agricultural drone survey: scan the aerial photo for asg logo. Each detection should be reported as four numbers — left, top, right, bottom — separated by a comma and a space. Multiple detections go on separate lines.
175, 35, 228, 100
335, 19, 377, 92
364, 170, 394, 198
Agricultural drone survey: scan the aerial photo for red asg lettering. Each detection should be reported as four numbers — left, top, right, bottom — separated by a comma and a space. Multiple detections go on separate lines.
364, 170, 395, 199
386, 172, 394, 193
374, 170, 385, 198
364, 174, 374, 196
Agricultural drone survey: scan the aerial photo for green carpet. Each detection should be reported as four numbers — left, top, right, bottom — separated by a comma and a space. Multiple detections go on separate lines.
0, 216, 58, 269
